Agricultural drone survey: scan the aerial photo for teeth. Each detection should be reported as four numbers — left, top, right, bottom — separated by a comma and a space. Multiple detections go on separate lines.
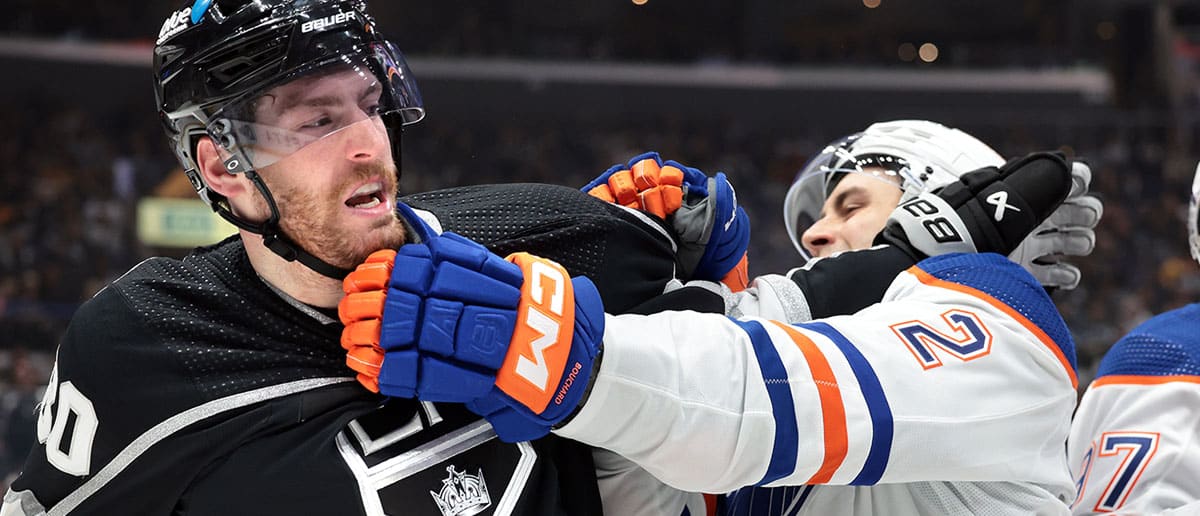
350, 182, 382, 197
355, 197, 381, 209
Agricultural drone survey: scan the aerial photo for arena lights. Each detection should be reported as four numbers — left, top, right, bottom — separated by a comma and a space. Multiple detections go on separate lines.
900, 42, 939, 63
918, 43, 939, 62
632, 0, 648, 5
863, 0, 881, 8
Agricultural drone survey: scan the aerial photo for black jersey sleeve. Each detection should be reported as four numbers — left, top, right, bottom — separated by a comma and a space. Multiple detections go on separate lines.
403, 183, 680, 314
8, 285, 207, 514
786, 245, 917, 319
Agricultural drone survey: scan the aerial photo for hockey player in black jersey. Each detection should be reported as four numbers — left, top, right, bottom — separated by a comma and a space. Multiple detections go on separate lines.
2, 1, 725, 514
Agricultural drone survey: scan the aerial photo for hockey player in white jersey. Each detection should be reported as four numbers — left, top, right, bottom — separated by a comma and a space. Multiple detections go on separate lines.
696, 121, 1104, 515
337, 121, 1101, 515
1066, 164, 1200, 515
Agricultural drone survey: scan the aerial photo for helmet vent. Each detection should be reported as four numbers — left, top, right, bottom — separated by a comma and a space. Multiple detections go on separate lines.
201, 31, 287, 90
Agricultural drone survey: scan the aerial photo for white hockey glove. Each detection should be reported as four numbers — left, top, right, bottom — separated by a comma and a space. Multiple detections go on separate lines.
1007, 160, 1102, 290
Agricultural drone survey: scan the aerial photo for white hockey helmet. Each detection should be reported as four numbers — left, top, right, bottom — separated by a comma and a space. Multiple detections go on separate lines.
1190, 162, 1200, 265
783, 120, 1005, 258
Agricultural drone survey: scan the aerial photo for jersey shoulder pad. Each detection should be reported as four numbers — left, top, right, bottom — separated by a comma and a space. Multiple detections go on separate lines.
1096, 303, 1200, 379
912, 252, 1075, 372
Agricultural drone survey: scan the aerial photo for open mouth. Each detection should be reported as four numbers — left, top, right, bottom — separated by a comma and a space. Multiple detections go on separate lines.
345, 182, 386, 209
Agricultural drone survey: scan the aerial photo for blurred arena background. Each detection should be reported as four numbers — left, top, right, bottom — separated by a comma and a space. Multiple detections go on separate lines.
2, 0, 1199, 489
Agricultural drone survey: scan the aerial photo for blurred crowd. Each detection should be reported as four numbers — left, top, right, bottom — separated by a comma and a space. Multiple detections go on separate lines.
0, 0, 1094, 70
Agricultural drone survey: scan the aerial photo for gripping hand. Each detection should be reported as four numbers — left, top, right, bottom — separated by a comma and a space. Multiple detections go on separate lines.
1007, 160, 1103, 290
339, 232, 605, 442
584, 152, 690, 218
876, 151, 1073, 261
583, 152, 751, 289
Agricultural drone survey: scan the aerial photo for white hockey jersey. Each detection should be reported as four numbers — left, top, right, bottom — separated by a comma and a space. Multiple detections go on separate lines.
1068, 303, 1200, 516
556, 253, 1079, 515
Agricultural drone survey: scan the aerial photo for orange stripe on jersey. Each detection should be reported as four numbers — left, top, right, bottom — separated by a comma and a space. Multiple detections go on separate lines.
1092, 375, 1200, 387
908, 267, 1078, 389
769, 321, 848, 484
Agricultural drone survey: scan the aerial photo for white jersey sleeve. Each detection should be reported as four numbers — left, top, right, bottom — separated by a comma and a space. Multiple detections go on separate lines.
555, 253, 1078, 497
1067, 304, 1200, 515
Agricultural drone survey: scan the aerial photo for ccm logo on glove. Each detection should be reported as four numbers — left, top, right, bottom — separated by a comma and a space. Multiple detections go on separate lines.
496, 253, 579, 413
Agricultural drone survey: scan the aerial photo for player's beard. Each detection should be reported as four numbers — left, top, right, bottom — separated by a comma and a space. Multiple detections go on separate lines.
263, 160, 407, 270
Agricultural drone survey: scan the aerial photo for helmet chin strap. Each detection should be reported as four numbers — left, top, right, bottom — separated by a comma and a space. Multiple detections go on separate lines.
208, 120, 407, 281
212, 169, 353, 280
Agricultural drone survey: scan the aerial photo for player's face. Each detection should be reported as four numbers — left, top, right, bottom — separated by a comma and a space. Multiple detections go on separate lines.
247, 69, 406, 269
801, 170, 903, 258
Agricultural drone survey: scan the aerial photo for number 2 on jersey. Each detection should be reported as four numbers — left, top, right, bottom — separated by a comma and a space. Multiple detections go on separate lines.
889, 309, 992, 370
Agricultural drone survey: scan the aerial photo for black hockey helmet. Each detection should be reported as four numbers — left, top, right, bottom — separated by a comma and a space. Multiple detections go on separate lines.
152, 0, 425, 278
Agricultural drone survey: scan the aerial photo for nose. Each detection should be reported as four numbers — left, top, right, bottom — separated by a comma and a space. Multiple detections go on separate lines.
342, 115, 390, 163
801, 218, 839, 258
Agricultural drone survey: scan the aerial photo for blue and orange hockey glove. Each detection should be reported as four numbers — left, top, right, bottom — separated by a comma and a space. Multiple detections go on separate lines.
583, 152, 751, 290
339, 232, 605, 442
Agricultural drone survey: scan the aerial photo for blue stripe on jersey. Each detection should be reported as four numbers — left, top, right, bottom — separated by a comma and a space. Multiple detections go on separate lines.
731, 319, 800, 486
801, 321, 893, 485
1097, 303, 1200, 378
916, 253, 1076, 373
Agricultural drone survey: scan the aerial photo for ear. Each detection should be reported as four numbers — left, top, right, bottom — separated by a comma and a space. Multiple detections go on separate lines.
195, 136, 249, 199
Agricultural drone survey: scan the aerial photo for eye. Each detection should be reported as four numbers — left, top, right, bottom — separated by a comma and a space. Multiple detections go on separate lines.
300, 116, 333, 131
837, 201, 863, 217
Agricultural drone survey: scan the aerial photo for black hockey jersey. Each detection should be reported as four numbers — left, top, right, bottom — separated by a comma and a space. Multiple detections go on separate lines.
4, 184, 684, 515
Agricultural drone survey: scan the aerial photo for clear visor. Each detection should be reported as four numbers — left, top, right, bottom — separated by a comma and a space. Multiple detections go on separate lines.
1189, 162, 1200, 264
208, 41, 424, 171
783, 138, 910, 259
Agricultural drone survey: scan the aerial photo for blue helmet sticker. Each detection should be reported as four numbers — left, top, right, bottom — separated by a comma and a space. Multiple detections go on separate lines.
191, 0, 214, 24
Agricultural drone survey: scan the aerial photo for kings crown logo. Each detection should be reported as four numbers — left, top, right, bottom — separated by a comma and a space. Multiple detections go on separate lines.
430, 465, 492, 516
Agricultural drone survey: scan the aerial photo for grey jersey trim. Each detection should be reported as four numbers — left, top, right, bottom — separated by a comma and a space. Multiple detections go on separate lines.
260, 277, 339, 325
677, 280, 741, 316
367, 420, 495, 486
758, 274, 814, 323
48, 377, 353, 516
2, 489, 47, 516
494, 441, 536, 516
